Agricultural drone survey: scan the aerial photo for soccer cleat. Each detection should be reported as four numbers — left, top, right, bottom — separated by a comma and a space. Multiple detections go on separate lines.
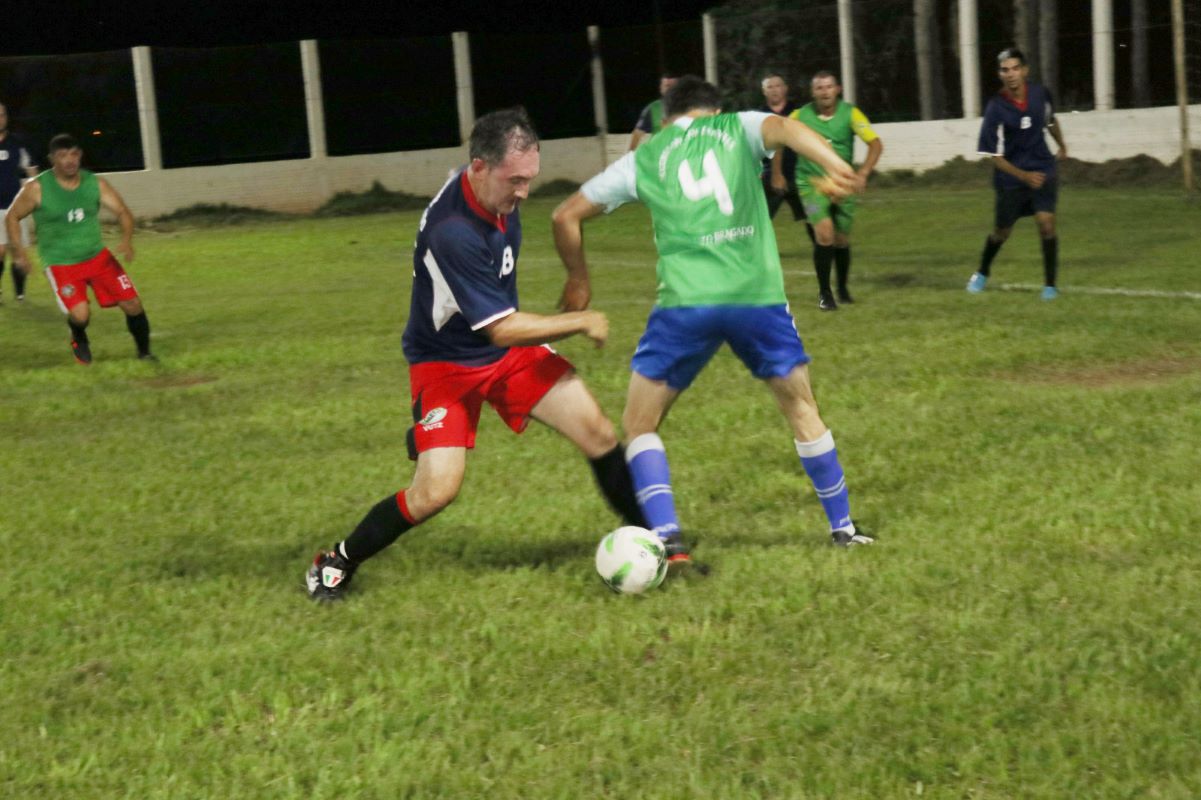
660, 531, 692, 568
306, 549, 358, 601
138, 353, 160, 363
818, 290, 838, 311
837, 288, 855, 304
831, 525, 874, 547
1041, 286, 1059, 301
71, 339, 92, 365
966, 272, 988, 293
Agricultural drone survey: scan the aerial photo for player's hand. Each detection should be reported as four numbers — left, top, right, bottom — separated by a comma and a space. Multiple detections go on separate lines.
770, 173, 788, 195
116, 240, 135, 262
580, 310, 609, 347
558, 275, 591, 311
1024, 171, 1046, 189
813, 168, 863, 202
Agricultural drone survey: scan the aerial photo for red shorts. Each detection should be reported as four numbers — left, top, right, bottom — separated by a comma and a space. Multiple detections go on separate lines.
46, 249, 138, 312
408, 345, 574, 454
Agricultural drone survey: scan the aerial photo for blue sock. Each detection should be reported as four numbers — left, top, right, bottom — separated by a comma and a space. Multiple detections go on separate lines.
625, 433, 680, 539
796, 431, 853, 532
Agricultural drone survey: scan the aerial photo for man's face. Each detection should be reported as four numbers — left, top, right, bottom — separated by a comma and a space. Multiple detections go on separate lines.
659, 76, 678, 97
811, 76, 841, 110
52, 147, 83, 177
0, 105, 8, 133
761, 77, 788, 106
471, 146, 540, 216
998, 58, 1027, 92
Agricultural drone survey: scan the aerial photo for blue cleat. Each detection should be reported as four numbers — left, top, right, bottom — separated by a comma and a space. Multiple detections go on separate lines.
1041, 286, 1059, 301
966, 272, 988, 293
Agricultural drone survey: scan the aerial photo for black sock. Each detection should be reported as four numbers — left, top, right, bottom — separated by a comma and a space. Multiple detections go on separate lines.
12, 265, 26, 296
979, 236, 1004, 277
125, 312, 151, 356
69, 318, 90, 345
340, 493, 416, 563
1041, 237, 1058, 287
589, 445, 646, 527
813, 245, 835, 293
834, 246, 851, 293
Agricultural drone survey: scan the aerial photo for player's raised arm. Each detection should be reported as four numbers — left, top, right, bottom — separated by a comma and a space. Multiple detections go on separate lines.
3, 178, 41, 272
761, 114, 863, 199
551, 192, 608, 311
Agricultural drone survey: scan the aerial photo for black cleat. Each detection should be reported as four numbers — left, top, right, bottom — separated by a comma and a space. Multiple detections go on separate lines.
71, 339, 92, 365
306, 549, 358, 601
818, 290, 838, 311
661, 531, 692, 569
837, 288, 855, 304
831, 524, 874, 547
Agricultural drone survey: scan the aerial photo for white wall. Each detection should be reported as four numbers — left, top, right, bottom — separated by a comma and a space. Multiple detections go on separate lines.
104, 104, 1200, 218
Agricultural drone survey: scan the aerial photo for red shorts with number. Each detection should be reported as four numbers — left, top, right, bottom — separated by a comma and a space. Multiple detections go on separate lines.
408, 345, 574, 454
46, 248, 138, 312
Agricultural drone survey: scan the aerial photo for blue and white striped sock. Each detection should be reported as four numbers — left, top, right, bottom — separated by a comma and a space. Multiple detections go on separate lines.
796, 431, 854, 533
625, 433, 680, 539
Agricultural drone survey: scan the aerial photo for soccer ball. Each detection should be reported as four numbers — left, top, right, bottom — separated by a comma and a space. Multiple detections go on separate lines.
595, 526, 667, 595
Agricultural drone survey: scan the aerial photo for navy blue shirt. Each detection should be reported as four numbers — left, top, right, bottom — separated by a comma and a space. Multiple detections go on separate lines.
0, 133, 33, 207
402, 169, 521, 366
977, 82, 1057, 190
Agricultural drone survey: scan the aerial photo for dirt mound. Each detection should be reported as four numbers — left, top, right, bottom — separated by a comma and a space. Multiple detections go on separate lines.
876, 150, 1199, 190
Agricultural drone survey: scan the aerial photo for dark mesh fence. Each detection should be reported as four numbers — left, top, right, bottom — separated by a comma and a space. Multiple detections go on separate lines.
601, 20, 706, 136
319, 37, 459, 154
153, 43, 308, 167
0, 50, 142, 171
469, 30, 594, 139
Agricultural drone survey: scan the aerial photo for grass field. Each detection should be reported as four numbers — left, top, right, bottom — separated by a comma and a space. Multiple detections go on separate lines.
2, 186, 1200, 798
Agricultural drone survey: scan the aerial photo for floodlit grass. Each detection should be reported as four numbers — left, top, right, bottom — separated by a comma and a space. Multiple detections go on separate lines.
2, 187, 1200, 799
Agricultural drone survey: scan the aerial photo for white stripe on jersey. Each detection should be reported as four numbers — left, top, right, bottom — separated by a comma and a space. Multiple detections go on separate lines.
421, 248, 462, 331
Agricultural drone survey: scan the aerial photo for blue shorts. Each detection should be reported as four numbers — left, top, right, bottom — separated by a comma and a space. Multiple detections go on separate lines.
995, 177, 1058, 228
631, 305, 811, 391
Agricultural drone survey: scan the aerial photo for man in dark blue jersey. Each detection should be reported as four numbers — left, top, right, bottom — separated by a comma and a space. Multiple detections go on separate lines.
0, 102, 38, 303
305, 108, 644, 600
968, 48, 1068, 301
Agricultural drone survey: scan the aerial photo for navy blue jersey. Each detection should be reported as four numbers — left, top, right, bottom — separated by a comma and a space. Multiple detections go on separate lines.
0, 133, 33, 207
402, 169, 521, 366
977, 82, 1057, 190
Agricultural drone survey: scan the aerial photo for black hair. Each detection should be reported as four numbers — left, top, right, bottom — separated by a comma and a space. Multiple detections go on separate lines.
997, 48, 1026, 66
469, 107, 539, 166
811, 70, 839, 84
49, 133, 80, 153
663, 75, 722, 118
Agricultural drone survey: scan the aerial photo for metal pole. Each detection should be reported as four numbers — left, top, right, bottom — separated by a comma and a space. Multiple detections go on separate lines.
1091, 0, 1114, 111
1171, 0, 1194, 195
130, 46, 162, 171
452, 32, 475, 145
299, 40, 327, 160
702, 13, 718, 86
588, 26, 609, 169
837, 0, 856, 104
959, 0, 980, 118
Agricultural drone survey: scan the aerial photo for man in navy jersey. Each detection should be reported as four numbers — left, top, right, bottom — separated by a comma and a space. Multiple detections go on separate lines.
968, 48, 1068, 301
305, 108, 645, 601
0, 102, 39, 303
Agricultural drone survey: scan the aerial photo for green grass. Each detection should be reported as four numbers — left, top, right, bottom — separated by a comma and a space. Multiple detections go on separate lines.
2, 187, 1200, 799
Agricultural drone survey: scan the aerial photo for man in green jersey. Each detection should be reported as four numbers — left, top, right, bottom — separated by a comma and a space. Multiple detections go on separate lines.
773, 70, 883, 310
628, 73, 678, 151
5, 134, 154, 364
554, 76, 872, 561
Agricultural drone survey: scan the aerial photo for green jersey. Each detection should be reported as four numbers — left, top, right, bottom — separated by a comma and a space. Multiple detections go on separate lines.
627, 113, 786, 307
32, 169, 104, 267
790, 100, 879, 191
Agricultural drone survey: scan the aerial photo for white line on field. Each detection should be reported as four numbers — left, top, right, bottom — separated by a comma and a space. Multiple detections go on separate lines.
997, 283, 1201, 300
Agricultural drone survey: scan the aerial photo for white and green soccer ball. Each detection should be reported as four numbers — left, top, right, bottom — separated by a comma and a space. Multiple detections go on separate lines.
595, 526, 667, 594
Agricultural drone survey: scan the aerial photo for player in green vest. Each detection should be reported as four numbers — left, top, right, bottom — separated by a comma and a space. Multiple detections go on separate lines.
4, 134, 154, 364
554, 76, 873, 564
773, 71, 883, 310
628, 74, 678, 151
